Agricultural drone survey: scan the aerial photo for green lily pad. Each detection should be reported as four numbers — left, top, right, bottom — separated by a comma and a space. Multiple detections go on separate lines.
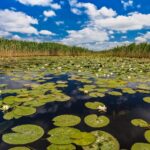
131, 143, 150, 150
48, 127, 80, 136
13, 106, 36, 116
2, 124, 44, 145
108, 91, 122, 96
131, 119, 149, 128
85, 102, 105, 110
145, 130, 150, 143
8, 147, 31, 150
83, 130, 119, 150
143, 97, 150, 103
84, 114, 110, 128
47, 135, 72, 145
47, 144, 76, 150
71, 132, 96, 146
52, 115, 81, 127
89, 92, 105, 98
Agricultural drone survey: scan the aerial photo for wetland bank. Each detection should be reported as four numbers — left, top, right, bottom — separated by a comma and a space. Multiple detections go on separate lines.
0, 56, 150, 150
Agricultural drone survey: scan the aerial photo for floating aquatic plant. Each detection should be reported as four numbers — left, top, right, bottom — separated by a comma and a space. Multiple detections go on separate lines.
85, 102, 107, 112
131, 119, 149, 128
52, 115, 81, 127
145, 130, 150, 143
131, 143, 150, 150
108, 91, 122, 96
71, 132, 96, 146
82, 130, 119, 150
2, 124, 44, 145
143, 97, 150, 103
84, 114, 110, 128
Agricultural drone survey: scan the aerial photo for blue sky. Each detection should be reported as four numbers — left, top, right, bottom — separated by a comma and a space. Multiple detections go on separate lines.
0, 0, 150, 50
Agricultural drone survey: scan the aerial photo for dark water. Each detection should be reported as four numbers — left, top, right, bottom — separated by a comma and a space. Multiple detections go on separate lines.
0, 74, 150, 150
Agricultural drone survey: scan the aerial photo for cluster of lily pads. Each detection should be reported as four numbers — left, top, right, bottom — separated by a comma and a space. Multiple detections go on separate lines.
0, 56, 150, 149
1, 82, 70, 120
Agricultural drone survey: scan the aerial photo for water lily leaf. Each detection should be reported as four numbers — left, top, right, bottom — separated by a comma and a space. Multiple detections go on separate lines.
47, 135, 72, 145
108, 91, 122, 96
71, 132, 96, 146
85, 102, 105, 110
131, 143, 150, 150
8, 147, 31, 150
13, 106, 36, 116
84, 114, 110, 128
3, 111, 15, 120
2, 124, 44, 145
89, 92, 105, 98
52, 115, 81, 127
143, 97, 150, 103
82, 130, 119, 150
48, 127, 80, 136
47, 144, 76, 150
131, 119, 149, 128
145, 130, 150, 143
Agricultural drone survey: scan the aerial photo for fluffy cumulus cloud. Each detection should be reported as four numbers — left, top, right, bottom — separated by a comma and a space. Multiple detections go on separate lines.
60, 0, 150, 50
0, 9, 38, 35
39, 30, 54, 35
135, 32, 150, 43
0, 9, 55, 38
16, 0, 61, 9
43, 10, 56, 17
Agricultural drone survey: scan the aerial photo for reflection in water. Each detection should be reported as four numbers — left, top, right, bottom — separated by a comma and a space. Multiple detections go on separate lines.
0, 74, 150, 150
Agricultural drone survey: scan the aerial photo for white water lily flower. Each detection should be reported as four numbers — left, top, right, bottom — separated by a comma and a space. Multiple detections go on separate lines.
84, 90, 88, 94
2, 105, 10, 111
78, 70, 81, 73
97, 105, 107, 112
57, 67, 62, 70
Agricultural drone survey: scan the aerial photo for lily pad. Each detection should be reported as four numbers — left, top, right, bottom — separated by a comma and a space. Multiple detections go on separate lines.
71, 132, 96, 146
131, 119, 149, 128
2, 124, 44, 145
85, 102, 105, 110
131, 143, 150, 150
13, 106, 36, 116
83, 130, 119, 150
48, 127, 80, 136
84, 114, 110, 128
47, 144, 76, 150
52, 115, 81, 127
143, 97, 150, 103
145, 130, 150, 143
108, 91, 122, 96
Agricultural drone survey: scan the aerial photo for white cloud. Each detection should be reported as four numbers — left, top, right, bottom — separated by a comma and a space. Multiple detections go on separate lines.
43, 10, 56, 17
16, 0, 61, 9
121, 0, 133, 10
56, 21, 64, 26
95, 13, 150, 32
71, 8, 82, 15
61, 27, 109, 49
0, 31, 11, 37
0, 9, 38, 34
135, 32, 150, 43
62, 1, 150, 50
39, 30, 54, 35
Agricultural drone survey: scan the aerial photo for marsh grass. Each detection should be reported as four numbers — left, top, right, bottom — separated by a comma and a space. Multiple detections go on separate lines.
0, 38, 150, 58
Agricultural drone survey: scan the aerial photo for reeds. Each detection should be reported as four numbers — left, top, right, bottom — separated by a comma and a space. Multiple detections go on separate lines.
0, 38, 150, 58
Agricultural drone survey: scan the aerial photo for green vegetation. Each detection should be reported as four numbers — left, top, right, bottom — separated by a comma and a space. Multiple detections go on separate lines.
0, 38, 150, 57
0, 38, 91, 57
101, 43, 150, 58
